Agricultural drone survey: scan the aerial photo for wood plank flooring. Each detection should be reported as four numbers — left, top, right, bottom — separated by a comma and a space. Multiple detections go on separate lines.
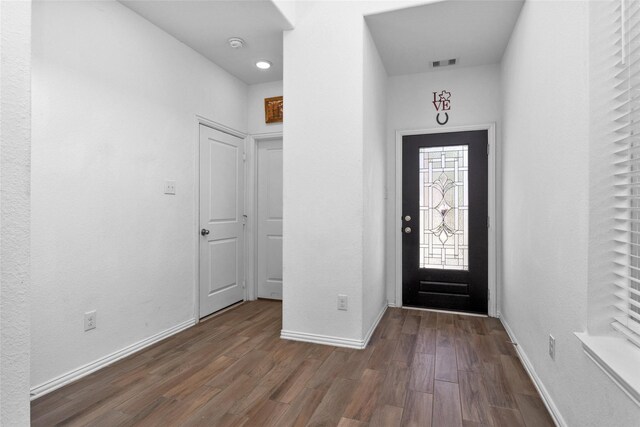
31, 300, 554, 426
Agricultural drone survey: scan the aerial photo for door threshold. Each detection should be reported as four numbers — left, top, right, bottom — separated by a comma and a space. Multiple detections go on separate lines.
401, 305, 488, 318
199, 300, 245, 323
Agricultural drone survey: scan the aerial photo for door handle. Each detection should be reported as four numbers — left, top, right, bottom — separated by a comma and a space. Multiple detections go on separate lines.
404, 227, 412, 234
200, 229, 210, 236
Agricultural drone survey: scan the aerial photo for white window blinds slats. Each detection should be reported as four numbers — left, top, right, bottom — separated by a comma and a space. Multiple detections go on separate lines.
611, 0, 640, 347
614, 300, 640, 321
612, 321, 640, 348
614, 280, 640, 298
612, 272, 640, 287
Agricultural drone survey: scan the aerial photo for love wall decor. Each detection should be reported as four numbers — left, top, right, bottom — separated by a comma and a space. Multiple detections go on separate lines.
432, 90, 451, 125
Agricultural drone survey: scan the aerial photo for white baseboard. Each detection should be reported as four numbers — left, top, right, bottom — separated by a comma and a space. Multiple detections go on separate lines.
281, 304, 387, 350
30, 318, 196, 400
498, 312, 567, 427
280, 329, 366, 349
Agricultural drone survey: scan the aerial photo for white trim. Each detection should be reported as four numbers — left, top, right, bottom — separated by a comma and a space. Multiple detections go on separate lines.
575, 332, 640, 407
282, 304, 387, 350
499, 313, 566, 427
394, 123, 498, 316
197, 115, 247, 139
280, 330, 367, 349
195, 117, 249, 319
246, 132, 283, 301
250, 131, 284, 139
280, 329, 366, 350
30, 318, 196, 400
194, 118, 202, 322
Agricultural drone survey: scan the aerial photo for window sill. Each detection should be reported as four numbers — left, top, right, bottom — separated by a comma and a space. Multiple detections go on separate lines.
575, 332, 640, 406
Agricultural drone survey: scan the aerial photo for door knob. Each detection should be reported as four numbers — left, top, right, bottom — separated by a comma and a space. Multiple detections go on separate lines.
404, 215, 411, 221
404, 227, 412, 234
201, 229, 210, 236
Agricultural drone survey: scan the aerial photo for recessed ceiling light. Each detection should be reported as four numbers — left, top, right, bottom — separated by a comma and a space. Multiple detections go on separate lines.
256, 60, 272, 70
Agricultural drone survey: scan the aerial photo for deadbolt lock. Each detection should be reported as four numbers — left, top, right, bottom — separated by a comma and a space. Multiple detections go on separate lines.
404, 215, 411, 221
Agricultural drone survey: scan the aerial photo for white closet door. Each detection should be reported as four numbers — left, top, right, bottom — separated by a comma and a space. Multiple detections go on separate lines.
199, 124, 245, 317
257, 139, 283, 299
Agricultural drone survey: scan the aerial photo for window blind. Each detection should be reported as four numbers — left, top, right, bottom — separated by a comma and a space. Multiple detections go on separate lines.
612, 0, 640, 346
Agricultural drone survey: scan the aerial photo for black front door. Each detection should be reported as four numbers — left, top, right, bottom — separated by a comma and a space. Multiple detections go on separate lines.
402, 131, 488, 314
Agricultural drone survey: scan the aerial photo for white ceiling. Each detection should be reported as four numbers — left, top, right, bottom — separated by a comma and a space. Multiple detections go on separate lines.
365, 0, 525, 76
120, 0, 291, 85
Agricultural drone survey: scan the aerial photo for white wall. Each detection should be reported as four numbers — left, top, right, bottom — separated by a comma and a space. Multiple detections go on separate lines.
1, 0, 32, 424
362, 23, 388, 336
385, 64, 502, 304
500, 1, 640, 425
248, 80, 283, 135
270, 0, 295, 28
281, 0, 459, 345
282, 1, 366, 341
31, 0, 247, 389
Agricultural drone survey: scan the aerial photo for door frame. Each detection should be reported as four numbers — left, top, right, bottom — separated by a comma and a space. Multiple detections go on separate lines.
394, 123, 497, 317
245, 131, 284, 301
194, 115, 248, 322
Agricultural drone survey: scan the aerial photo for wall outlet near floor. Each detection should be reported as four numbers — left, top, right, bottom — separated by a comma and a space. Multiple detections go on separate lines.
84, 311, 97, 331
337, 294, 348, 311
163, 180, 176, 195
548, 334, 555, 360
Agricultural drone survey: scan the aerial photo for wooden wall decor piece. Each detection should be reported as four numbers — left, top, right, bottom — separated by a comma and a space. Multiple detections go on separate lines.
265, 96, 283, 123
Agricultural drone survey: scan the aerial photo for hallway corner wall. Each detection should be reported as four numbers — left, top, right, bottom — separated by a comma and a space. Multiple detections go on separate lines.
31, 0, 248, 390
500, 1, 639, 425
385, 64, 502, 307
282, 1, 366, 343
363, 22, 388, 338
0, 0, 32, 424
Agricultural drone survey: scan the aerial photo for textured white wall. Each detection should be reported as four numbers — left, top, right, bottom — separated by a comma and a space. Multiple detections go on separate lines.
1, 1, 32, 424
363, 23, 388, 336
282, 1, 366, 341
31, 0, 247, 388
281, 0, 445, 343
501, 1, 640, 425
248, 80, 283, 135
385, 64, 502, 304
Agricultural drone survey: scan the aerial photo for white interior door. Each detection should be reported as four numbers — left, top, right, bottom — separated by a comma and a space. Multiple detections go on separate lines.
199, 125, 245, 318
257, 138, 283, 299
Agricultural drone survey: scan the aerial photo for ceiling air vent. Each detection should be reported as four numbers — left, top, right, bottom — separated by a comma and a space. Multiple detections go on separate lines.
432, 58, 457, 68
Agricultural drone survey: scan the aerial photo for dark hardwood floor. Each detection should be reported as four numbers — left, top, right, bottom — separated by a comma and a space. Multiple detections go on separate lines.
31, 300, 554, 426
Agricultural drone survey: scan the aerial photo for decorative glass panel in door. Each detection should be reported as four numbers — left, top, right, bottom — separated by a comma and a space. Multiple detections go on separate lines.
419, 145, 469, 270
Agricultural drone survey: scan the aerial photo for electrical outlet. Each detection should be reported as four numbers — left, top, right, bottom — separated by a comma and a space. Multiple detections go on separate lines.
337, 294, 348, 311
163, 180, 176, 195
548, 334, 555, 360
84, 311, 97, 331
